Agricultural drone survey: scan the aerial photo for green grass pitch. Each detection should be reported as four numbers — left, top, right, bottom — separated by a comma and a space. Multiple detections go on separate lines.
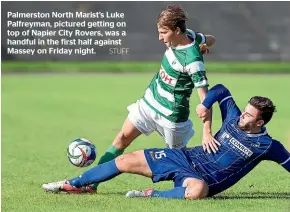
2, 73, 290, 212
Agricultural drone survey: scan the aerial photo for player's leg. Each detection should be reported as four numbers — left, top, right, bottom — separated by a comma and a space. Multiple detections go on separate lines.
42, 150, 152, 193
96, 117, 142, 167
125, 148, 209, 200
127, 177, 208, 199
69, 150, 152, 187
115, 150, 152, 176
90, 118, 141, 190
96, 100, 155, 166
126, 148, 205, 199
182, 177, 209, 199
92, 100, 154, 190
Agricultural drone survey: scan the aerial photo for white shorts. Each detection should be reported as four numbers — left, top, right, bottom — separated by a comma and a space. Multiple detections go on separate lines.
127, 99, 195, 149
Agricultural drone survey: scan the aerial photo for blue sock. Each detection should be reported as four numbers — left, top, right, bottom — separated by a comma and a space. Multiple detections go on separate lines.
69, 159, 120, 187
151, 187, 186, 199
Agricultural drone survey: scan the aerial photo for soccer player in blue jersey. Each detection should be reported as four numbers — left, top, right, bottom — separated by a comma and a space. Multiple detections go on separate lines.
42, 84, 290, 199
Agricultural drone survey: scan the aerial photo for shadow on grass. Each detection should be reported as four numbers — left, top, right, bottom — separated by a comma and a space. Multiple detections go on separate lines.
98, 191, 127, 196
95, 191, 290, 200
213, 191, 290, 200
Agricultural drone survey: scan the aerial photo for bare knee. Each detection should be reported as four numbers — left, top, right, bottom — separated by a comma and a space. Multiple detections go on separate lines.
115, 153, 128, 171
115, 150, 152, 177
116, 151, 144, 170
183, 179, 209, 200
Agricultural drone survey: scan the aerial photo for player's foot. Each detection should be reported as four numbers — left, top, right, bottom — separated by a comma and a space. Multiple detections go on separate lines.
125, 188, 154, 198
42, 180, 95, 194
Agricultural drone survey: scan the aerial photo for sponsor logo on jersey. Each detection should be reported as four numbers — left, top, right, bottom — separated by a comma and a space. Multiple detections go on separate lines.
159, 67, 177, 86
149, 151, 156, 161
250, 142, 260, 148
221, 131, 253, 157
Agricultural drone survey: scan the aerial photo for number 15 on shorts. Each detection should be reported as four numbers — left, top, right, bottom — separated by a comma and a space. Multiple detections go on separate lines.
154, 150, 167, 159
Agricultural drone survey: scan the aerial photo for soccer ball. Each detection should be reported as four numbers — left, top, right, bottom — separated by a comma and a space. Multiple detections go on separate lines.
67, 138, 96, 167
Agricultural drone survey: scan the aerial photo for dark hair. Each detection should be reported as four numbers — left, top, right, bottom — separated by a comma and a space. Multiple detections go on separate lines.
157, 5, 187, 33
248, 96, 277, 125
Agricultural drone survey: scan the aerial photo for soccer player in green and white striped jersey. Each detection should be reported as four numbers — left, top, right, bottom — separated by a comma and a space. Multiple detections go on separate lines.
143, 28, 209, 124
90, 5, 218, 192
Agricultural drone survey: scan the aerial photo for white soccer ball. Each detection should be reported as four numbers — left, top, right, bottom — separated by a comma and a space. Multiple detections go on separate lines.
67, 138, 97, 167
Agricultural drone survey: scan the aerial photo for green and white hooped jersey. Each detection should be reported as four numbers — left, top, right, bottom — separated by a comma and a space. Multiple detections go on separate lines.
143, 29, 209, 123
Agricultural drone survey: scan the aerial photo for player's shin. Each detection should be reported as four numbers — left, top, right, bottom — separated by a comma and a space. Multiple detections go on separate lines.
98, 145, 124, 165
69, 159, 121, 188
151, 187, 186, 199
90, 145, 124, 189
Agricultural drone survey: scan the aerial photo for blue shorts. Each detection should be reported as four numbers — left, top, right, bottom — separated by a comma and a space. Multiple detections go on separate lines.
144, 148, 204, 187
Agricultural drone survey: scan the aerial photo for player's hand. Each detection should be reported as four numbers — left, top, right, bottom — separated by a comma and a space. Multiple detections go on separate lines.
202, 133, 221, 154
196, 104, 210, 122
199, 44, 209, 55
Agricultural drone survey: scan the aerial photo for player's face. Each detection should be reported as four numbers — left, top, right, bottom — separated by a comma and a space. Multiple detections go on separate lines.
238, 104, 263, 131
157, 26, 176, 47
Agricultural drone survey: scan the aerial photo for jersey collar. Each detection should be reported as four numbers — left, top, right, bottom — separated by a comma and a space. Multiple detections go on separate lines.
246, 127, 268, 137
172, 34, 195, 50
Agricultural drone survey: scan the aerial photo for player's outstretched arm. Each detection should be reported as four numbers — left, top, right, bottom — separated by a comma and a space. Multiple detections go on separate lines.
282, 158, 290, 172
264, 140, 290, 173
202, 84, 231, 109
204, 34, 215, 47
196, 32, 215, 54
193, 31, 215, 47
198, 84, 241, 122
196, 87, 220, 153
196, 84, 231, 121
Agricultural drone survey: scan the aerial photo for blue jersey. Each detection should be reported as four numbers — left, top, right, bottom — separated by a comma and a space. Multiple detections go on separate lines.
144, 84, 290, 196
186, 84, 290, 196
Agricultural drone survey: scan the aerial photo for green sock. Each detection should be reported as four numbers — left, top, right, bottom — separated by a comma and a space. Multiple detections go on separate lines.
91, 145, 124, 190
